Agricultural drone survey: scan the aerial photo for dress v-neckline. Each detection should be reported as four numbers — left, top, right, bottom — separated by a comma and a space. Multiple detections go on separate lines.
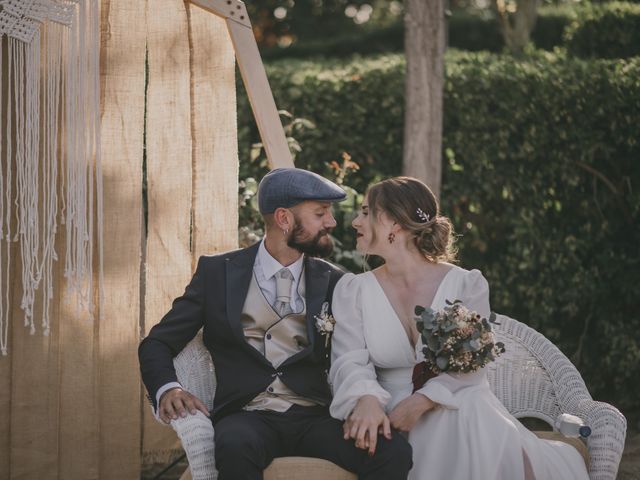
366, 267, 457, 350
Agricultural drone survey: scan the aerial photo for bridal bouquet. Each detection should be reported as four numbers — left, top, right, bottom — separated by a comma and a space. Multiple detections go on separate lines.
415, 300, 505, 374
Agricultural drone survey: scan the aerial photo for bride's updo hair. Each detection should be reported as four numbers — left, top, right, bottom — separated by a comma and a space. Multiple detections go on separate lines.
366, 176, 457, 263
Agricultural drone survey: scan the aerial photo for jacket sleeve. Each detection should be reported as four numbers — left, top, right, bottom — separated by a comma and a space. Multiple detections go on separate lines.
138, 256, 208, 409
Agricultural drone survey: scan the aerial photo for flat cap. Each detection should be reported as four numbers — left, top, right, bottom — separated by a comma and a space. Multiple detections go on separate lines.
258, 168, 347, 214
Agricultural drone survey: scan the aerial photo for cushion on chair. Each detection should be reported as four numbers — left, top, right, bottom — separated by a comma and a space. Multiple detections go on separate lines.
178, 456, 357, 480
264, 457, 356, 480
179, 438, 585, 480
534, 431, 590, 468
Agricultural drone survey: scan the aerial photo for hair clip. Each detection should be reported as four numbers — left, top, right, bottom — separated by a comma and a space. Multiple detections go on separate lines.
416, 208, 431, 223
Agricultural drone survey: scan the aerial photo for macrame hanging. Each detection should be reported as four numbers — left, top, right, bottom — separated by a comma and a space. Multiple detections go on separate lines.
0, 0, 102, 355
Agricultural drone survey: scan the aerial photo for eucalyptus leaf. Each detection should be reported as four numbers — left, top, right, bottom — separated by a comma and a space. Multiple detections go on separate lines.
443, 321, 458, 332
427, 335, 440, 351
424, 314, 437, 329
422, 308, 436, 322
436, 356, 449, 371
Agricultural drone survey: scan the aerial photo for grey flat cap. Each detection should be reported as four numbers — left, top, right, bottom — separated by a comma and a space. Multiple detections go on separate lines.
258, 168, 347, 214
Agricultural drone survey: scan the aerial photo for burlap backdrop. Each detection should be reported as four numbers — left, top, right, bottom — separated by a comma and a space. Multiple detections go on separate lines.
0, 0, 238, 477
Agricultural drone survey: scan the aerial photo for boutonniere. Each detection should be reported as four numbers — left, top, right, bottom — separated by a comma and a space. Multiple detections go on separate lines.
314, 301, 336, 348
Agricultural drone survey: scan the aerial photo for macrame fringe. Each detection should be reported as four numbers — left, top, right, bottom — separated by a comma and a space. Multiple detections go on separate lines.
0, 0, 101, 355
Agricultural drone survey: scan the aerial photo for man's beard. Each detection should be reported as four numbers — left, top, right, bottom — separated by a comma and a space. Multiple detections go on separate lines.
287, 220, 334, 258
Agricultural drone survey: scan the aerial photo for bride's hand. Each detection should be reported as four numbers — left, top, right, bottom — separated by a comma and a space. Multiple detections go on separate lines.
388, 393, 436, 432
344, 395, 391, 456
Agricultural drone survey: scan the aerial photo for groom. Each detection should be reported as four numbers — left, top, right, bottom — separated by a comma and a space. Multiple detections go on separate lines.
139, 168, 412, 480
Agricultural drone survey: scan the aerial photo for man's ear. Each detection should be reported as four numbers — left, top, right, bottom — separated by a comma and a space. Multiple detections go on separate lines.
273, 207, 293, 231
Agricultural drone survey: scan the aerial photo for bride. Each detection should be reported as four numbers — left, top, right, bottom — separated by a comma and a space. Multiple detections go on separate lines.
328, 177, 589, 480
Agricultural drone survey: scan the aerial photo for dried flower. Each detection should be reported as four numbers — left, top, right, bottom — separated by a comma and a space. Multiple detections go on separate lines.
315, 301, 336, 348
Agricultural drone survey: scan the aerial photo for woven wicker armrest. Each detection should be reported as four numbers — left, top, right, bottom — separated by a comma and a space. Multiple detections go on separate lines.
573, 399, 627, 480
173, 333, 216, 410
170, 332, 218, 480
171, 412, 216, 480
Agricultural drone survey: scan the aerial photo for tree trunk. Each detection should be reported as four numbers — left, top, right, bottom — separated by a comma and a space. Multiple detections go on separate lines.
403, 0, 445, 199
494, 0, 541, 54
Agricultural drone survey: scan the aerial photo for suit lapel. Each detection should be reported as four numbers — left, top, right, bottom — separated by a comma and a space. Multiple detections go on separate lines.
304, 258, 331, 343
224, 242, 271, 365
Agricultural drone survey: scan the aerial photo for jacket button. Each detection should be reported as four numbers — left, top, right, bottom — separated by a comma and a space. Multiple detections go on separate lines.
267, 387, 274, 393
266, 333, 272, 340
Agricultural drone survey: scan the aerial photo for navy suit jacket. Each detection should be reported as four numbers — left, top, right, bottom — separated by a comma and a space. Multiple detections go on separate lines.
138, 242, 345, 423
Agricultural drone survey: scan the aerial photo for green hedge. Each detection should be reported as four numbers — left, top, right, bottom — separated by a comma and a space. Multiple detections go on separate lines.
564, 2, 640, 59
449, 9, 571, 53
238, 52, 640, 416
448, 12, 503, 52
531, 7, 573, 51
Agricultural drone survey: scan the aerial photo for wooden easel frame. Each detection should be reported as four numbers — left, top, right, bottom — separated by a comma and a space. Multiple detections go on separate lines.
190, 0, 294, 169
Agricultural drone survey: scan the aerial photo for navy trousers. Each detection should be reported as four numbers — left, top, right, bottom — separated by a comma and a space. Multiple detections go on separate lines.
214, 405, 413, 480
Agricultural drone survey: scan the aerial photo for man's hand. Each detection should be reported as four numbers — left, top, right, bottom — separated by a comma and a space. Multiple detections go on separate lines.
388, 393, 436, 432
158, 388, 210, 424
343, 395, 391, 456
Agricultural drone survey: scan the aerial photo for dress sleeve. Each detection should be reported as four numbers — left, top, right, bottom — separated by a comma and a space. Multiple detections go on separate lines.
460, 268, 491, 319
415, 376, 461, 409
415, 370, 488, 409
329, 273, 391, 420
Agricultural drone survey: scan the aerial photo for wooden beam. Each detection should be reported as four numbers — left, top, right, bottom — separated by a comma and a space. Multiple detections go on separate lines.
188, 4, 240, 258
189, 0, 294, 169
189, 0, 251, 28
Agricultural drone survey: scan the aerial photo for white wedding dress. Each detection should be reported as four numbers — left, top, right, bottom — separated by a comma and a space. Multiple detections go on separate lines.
329, 266, 589, 480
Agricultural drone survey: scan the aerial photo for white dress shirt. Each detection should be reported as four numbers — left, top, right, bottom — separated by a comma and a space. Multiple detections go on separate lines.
155, 239, 305, 408
254, 239, 305, 313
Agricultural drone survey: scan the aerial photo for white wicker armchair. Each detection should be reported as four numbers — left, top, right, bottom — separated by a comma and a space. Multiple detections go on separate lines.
167, 315, 627, 480
487, 315, 627, 480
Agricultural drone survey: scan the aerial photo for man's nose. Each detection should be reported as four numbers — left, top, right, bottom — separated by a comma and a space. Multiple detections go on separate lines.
326, 213, 337, 228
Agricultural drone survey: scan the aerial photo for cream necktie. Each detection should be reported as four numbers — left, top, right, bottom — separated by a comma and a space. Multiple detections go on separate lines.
274, 268, 294, 317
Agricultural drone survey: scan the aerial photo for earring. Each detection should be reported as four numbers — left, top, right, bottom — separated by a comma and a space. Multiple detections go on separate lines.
283, 229, 289, 236
388, 232, 395, 244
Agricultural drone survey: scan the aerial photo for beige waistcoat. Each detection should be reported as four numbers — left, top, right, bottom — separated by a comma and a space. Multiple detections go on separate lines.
242, 271, 323, 411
